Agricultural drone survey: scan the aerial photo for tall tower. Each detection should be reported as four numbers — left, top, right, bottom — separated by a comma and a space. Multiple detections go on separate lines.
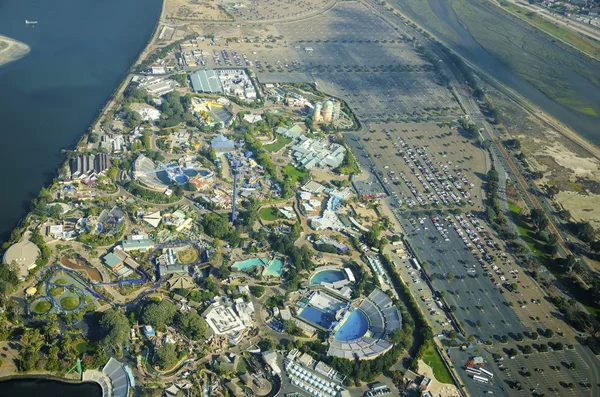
322, 100, 333, 123
231, 160, 239, 223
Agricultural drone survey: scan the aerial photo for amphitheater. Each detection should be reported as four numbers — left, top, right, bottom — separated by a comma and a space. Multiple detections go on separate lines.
133, 154, 168, 189
83, 357, 133, 397
328, 289, 402, 360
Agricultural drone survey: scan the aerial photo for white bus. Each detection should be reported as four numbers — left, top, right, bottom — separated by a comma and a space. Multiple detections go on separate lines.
473, 375, 489, 384
479, 368, 494, 378
466, 368, 481, 376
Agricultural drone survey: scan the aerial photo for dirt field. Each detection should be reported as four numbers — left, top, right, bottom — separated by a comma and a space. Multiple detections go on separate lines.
164, 0, 230, 21
223, 0, 336, 22
492, 89, 600, 231
60, 256, 103, 282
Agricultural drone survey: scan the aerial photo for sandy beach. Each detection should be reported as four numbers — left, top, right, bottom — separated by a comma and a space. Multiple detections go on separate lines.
0, 34, 30, 67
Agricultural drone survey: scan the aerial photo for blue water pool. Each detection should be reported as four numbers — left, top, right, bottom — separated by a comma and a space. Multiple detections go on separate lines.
310, 269, 346, 285
184, 169, 198, 177
265, 259, 283, 277
334, 310, 369, 341
232, 257, 269, 272
299, 306, 336, 329
174, 174, 189, 184
198, 170, 210, 177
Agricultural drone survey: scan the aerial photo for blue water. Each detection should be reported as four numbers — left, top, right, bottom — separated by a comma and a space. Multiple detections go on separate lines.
184, 169, 198, 177
299, 306, 335, 329
334, 310, 369, 341
232, 257, 269, 271
265, 258, 283, 277
0, 0, 161, 242
0, 378, 101, 397
233, 257, 283, 277
310, 269, 346, 285
174, 174, 188, 185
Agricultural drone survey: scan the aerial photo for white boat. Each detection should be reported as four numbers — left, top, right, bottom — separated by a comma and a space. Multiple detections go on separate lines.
25, 20, 38, 25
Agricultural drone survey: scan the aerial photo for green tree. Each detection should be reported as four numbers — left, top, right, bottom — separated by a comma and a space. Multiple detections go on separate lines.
250, 286, 265, 298
141, 300, 177, 329
175, 311, 208, 340
154, 343, 177, 369
99, 309, 130, 346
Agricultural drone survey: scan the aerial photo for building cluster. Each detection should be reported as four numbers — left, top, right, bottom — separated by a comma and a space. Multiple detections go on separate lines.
284, 349, 349, 397
70, 153, 111, 181
203, 295, 255, 345
134, 75, 178, 97
289, 136, 346, 170
190, 69, 257, 100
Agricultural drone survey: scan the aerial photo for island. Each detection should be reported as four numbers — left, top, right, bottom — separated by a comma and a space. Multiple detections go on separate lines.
0, 34, 30, 67
1, 0, 600, 397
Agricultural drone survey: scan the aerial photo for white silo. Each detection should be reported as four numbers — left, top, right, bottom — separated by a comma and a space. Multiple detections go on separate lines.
322, 100, 334, 123
313, 102, 323, 125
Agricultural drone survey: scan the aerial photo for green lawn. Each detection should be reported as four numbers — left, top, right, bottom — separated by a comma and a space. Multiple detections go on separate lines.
259, 207, 280, 221
50, 286, 64, 297
282, 165, 307, 184
422, 346, 453, 384
264, 135, 292, 153
60, 296, 80, 311
31, 300, 51, 314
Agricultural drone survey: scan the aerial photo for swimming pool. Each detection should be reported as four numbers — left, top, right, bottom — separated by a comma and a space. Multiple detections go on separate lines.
299, 306, 336, 330
334, 309, 369, 341
310, 269, 347, 285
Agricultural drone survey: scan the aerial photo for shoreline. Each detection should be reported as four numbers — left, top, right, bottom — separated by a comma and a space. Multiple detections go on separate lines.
0, 373, 94, 385
0, 34, 31, 67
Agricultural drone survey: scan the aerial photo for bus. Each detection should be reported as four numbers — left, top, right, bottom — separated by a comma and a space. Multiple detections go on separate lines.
479, 368, 494, 379
466, 368, 481, 376
473, 375, 489, 384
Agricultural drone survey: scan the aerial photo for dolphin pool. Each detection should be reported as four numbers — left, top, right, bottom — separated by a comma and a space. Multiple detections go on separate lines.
310, 269, 347, 285
232, 257, 283, 277
334, 309, 369, 341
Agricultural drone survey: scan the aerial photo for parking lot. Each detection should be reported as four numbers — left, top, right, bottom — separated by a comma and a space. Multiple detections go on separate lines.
349, 122, 486, 210
448, 342, 599, 397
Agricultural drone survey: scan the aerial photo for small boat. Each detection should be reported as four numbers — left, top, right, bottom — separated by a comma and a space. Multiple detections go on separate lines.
25, 20, 38, 25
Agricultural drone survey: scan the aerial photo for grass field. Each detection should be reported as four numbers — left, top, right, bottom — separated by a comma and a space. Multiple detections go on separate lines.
422, 346, 454, 384
60, 296, 80, 311
55, 278, 68, 285
76, 342, 95, 354
0, 41, 7, 51
259, 207, 280, 221
507, 201, 545, 258
31, 300, 51, 314
497, 1, 600, 60
177, 246, 199, 264
282, 165, 307, 184
264, 134, 292, 153
50, 286, 64, 297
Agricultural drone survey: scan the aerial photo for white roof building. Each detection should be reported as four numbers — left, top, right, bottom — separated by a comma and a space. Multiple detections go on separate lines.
136, 107, 161, 122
